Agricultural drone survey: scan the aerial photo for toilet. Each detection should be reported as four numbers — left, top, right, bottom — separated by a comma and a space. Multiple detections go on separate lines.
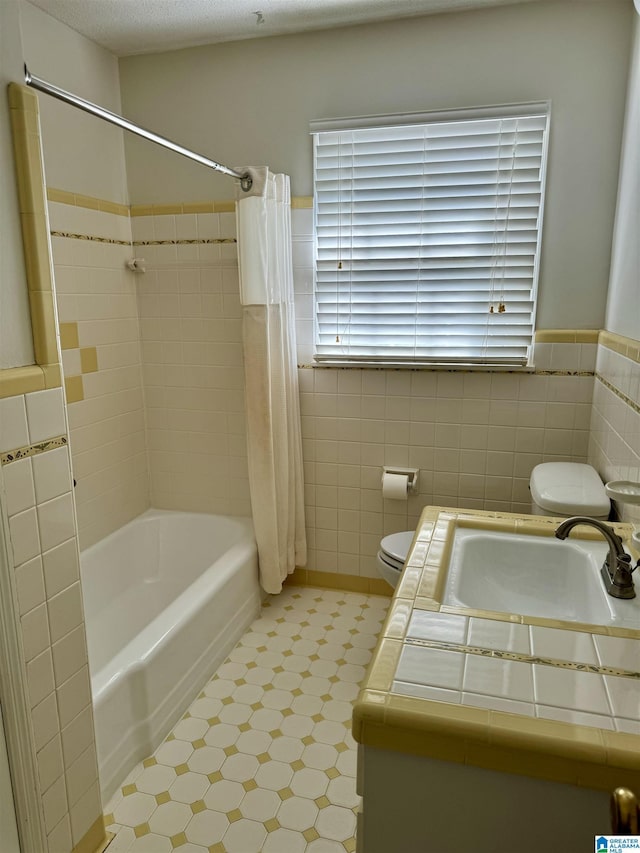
376, 531, 415, 589
529, 462, 610, 520
376, 462, 611, 590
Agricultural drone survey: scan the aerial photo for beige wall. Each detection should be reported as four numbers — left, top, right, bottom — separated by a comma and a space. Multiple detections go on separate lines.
605, 15, 640, 342
0, 0, 34, 368
119, 0, 633, 331
590, 13, 640, 526
19, 1, 129, 205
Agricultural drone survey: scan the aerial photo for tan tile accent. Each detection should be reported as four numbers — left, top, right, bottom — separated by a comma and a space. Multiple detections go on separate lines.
191, 799, 206, 814
226, 808, 242, 823
534, 329, 599, 343
134, 823, 150, 838
70, 818, 109, 853
60, 321, 81, 352
156, 792, 171, 805
600, 329, 640, 364
65, 375, 85, 403
170, 831, 187, 847
47, 188, 130, 217
80, 346, 98, 373
142, 757, 157, 768
2, 85, 61, 399
284, 569, 392, 597
122, 784, 137, 796
292, 196, 314, 209
263, 818, 280, 832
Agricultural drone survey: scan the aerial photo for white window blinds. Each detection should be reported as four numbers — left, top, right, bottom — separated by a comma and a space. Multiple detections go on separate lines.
312, 104, 550, 366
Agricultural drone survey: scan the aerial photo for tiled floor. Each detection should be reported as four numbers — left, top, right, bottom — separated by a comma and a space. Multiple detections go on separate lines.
104, 586, 390, 852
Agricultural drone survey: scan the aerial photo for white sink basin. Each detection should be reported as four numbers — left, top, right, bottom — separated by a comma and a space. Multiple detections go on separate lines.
444, 528, 640, 628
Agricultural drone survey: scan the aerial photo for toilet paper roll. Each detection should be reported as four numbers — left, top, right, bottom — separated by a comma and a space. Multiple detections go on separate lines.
382, 472, 410, 500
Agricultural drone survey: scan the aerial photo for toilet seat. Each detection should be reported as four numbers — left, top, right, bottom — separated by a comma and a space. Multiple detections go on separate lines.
379, 531, 414, 566
377, 531, 414, 587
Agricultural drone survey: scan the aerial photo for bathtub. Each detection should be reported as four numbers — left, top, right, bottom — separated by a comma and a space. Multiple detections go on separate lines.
80, 509, 260, 801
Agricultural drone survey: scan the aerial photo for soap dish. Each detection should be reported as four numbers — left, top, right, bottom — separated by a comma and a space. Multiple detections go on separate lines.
605, 480, 640, 504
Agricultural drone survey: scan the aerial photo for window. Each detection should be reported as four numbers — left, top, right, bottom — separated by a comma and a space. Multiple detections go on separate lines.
312, 103, 550, 367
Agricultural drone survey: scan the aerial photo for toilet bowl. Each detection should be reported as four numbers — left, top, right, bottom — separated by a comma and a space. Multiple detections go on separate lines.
529, 462, 610, 519
376, 530, 415, 588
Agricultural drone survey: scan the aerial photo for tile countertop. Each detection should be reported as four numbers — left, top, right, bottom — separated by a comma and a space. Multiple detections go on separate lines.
352, 507, 640, 793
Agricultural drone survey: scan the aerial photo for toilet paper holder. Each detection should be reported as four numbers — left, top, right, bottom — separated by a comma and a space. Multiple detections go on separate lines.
382, 466, 419, 494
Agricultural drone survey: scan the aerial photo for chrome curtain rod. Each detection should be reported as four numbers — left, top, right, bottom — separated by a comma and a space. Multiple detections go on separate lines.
24, 65, 253, 192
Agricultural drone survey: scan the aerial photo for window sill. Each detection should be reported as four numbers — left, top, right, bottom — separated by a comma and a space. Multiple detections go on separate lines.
300, 361, 537, 373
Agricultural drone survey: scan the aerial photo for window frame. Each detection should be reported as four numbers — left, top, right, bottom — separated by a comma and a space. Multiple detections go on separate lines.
311, 101, 551, 369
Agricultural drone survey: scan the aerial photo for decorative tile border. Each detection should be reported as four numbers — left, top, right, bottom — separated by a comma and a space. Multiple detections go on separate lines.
404, 636, 640, 680
50, 230, 131, 246
596, 372, 640, 415
132, 238, 237, 246
1, 434, 67, 466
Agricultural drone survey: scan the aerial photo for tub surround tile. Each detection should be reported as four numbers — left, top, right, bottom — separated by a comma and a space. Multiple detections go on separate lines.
32, 446, 73, 504
0, 394, 30, 450
25, 388, 66, 443
56, 665, 92, 729
2, 456, 35, 515
9, 506, 41, 566
37, 492, 76, 552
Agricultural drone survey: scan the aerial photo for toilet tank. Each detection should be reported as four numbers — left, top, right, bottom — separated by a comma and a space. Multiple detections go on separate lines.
529, 462, 610, 519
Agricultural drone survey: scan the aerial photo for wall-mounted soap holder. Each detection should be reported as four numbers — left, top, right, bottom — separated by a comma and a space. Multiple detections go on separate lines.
382, 466, 419, 494
605, 481, 640, 505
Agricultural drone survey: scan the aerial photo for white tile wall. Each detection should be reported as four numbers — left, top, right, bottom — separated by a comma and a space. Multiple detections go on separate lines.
51, 203, 601, 582
589, 342, 640, 526
289, 209, 596, 577
48, 201, 149, 549
131, 211, 251, 516
0, 389, 102, 853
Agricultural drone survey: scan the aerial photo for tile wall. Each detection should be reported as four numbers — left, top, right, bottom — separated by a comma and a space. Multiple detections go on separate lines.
46, 195, 605, 584
130, 208, 251, 516
47, 199, 149, 549
589, 333, 640, 526
0, 388, 103, 853
291, 208, 598, 578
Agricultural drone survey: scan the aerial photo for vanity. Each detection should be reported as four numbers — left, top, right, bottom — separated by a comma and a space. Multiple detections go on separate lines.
354, 507, 640, 853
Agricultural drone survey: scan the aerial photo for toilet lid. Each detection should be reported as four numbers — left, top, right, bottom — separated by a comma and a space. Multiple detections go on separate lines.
380, 531, 414, 564
530, 462, 610, 516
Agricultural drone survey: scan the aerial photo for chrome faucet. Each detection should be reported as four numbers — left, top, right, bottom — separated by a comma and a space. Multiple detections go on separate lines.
555, 516, 637, 600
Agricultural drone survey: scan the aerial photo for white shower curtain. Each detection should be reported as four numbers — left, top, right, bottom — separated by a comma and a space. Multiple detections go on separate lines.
236, 168, 307, 594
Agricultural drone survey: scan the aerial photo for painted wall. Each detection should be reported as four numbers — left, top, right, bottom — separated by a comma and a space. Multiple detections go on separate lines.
0, 0, 34, 368
19, 1, 129, 205
605, 16, 640, 342
589, 14, 640, 526
119, 0, 633, 330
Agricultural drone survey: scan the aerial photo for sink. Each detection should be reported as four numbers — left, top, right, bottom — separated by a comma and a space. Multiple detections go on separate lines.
443, 527, 640, 628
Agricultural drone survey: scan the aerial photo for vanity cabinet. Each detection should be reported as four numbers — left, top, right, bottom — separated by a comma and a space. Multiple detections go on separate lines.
353, 506, 640, 853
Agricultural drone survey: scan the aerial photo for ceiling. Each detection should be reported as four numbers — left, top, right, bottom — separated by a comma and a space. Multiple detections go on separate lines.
27, 0, 544, 57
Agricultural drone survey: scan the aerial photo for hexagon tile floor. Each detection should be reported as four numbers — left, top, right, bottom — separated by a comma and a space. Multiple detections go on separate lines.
104, 585, 390, 853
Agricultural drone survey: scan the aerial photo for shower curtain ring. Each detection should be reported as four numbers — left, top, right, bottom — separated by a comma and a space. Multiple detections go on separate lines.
240, 172, 253, 193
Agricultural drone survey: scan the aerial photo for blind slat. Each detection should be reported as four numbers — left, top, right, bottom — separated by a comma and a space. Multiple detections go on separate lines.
313, 108, 549, 363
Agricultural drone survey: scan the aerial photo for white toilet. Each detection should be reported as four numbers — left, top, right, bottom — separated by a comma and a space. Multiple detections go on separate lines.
376, 531, 415, 589
376, 462, 611, 590
529, 462, 610, 520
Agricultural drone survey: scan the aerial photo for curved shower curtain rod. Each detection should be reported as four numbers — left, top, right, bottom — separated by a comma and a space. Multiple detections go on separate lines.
24, 65, 253, 192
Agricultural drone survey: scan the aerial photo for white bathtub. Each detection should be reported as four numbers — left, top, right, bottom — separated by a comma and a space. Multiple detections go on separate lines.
80, 509, 260, 801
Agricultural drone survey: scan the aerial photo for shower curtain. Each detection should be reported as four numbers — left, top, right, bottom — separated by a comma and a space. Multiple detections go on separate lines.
236, 168, 307, 594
